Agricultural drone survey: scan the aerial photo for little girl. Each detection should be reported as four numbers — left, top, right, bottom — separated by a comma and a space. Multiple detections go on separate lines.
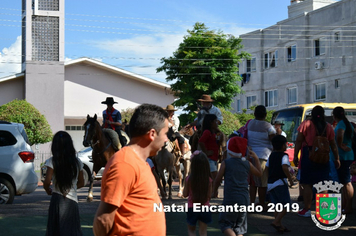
43, 131, 85, 236
199, 114, 221, 184
183, 150, 212, 236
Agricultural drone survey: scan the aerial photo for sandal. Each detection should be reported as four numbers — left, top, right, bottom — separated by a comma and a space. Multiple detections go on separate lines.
270, 223, 284, 233
281, 226, 291, 232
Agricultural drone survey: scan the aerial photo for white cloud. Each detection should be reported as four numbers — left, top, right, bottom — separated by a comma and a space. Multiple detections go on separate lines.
0, 36, 22, 78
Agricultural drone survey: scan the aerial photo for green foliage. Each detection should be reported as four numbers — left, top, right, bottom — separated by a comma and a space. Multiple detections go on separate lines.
219, 107, 240, 135
120, 108, 135, 123
157, 22, 250, 113
0, 99, 52, 144
235, 106, 275, 127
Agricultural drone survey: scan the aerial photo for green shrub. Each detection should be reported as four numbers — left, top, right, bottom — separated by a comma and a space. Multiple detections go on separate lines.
0, 99, 52, 144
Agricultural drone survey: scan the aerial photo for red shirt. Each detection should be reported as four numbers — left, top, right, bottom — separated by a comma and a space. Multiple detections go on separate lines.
199, 130, 219, 161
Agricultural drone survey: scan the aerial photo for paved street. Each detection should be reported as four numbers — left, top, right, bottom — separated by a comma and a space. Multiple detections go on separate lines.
1, 181, 356, 236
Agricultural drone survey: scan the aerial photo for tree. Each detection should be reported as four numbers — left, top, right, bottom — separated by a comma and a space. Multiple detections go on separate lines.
219, 107, 240, 135
157, 22, 249, 118
0, 99, 52, 144
120, 107, 135, 123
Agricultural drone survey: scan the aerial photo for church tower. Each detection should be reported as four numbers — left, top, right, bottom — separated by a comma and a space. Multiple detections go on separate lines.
22, 0, 65, 134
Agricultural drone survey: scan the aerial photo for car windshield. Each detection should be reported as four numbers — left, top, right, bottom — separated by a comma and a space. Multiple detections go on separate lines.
271, 107, 303, 142
78, 147, 92, 154
305, 108, 356, 125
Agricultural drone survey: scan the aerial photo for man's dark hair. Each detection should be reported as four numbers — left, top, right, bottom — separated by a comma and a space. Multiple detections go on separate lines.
272, 135, 287, 151
254, 105, 267, 120
129, 104, 168, 138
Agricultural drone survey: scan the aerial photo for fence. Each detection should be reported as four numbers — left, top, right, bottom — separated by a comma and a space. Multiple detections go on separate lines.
33, 151, 51, 171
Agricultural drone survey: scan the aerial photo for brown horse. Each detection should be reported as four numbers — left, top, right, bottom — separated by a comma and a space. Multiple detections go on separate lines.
83, 114, 118, 201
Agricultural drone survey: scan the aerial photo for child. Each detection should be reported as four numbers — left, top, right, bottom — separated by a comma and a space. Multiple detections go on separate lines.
199, 114, 221, 185
266, 135, 294, 233
43, 131, 85, 236
351, 161, 356, 183
213, 136, 262, 236
183, 150, 212, 236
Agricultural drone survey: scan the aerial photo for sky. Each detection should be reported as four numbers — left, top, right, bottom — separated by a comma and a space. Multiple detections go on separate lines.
0, 0, 291, 83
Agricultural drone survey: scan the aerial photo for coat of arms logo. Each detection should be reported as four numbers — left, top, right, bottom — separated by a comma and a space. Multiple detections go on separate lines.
311, 181, 346, 230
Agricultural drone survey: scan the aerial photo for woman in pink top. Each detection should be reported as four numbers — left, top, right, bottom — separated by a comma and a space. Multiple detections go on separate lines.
293, 106, 339, 217
183, 150, 212, 236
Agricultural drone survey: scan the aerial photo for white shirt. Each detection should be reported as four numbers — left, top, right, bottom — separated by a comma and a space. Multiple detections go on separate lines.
45, 157, 83, 202
197, 105, 223, 127
171, 114, 180, 132
247, 119, 276, 160
266, 154, 290, 192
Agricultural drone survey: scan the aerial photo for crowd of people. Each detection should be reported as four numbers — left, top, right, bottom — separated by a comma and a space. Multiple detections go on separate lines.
42, 96, 356, 236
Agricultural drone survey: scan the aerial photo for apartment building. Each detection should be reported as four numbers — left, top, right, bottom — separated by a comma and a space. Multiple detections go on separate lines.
234, 0, 356, 112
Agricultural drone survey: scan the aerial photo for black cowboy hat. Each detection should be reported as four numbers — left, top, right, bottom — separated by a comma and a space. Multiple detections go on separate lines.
101, 97, 118, 105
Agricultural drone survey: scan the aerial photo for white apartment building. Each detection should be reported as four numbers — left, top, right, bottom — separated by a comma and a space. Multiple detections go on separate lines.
233, 0, 356, 112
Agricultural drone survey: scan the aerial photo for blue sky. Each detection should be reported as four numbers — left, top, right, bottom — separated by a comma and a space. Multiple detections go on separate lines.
0, 0, 291, 83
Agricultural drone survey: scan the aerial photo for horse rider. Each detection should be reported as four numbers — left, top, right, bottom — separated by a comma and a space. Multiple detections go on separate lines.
101, 97, 127, 147
165, 104, 187, 157
186, 94, 223, 130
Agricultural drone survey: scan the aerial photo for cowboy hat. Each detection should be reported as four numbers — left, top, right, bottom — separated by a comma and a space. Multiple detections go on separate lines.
165, 105, 177, 111
101, 97, 118, 105
273, 120, 284, 126
197, 94, 214, 102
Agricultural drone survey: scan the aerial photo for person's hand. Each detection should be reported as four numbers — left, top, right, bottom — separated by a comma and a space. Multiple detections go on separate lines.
293, 156, 299, 167
334, 159, 341, 169
248, 148, 258, 160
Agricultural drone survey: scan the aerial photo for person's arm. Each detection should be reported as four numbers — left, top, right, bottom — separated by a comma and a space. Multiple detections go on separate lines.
198, 142, 213, 156
293, 132, 305, 167
93, 202, 118, 236
77, 170, 85, 189
330, 139, 340, 169
336, 129, 351, 152
213, 161, 225, 197
282, 164, 294, 187
248, 149, 262, 177
43, 166, 53, 195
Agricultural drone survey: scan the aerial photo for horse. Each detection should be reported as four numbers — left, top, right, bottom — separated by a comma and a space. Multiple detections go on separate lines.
153, 143, 175, 199
83, 114, 119, 201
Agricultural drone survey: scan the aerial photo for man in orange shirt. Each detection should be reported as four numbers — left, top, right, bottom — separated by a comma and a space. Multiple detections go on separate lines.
93, 104, 169, 236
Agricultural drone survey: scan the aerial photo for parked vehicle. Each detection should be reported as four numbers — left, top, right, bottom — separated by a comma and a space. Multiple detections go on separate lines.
0, 121, 38, 204
271, 102, 356, 165
41, 147, 104, 186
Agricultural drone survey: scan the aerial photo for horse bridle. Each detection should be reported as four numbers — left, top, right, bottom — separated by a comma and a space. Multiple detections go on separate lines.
85, 122, 112, 156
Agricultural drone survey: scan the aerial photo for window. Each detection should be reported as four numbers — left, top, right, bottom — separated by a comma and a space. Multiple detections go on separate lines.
264, 50, 278, 69
0, 131, 17, 146
334, 32, 340, 42
247, 57, 256, 72
65, 126, 84, 131
287, 87, 297, 104
315, 83, 326, 101
287, 45, 296, 62
265, 90, 278, 107
335, 79, 339, 89
246, 95, 257, 109
237, 99, 241, 112
314, 37, 326, 56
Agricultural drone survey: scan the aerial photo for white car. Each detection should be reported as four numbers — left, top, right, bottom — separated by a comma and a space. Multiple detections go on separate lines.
41, 147, 104, 186
0, 121, 38, 204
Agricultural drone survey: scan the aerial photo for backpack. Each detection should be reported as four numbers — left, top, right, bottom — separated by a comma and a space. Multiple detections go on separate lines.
309, 125, 330, 164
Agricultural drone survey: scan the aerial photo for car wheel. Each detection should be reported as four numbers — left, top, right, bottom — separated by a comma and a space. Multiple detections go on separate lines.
0, 178, 15, 204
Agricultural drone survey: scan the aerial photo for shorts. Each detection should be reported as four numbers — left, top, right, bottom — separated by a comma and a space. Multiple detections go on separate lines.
252, 159, 268, 187
269, 184, 291, 205
337, 160, 353, 184
186, 207, 212, 226
219, 210, 247, 235
208, 159, 218, 172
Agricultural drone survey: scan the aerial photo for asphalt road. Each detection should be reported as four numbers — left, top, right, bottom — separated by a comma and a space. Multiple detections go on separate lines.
1, 182, 356, 236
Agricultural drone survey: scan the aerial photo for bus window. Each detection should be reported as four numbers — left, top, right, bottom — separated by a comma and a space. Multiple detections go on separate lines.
271, 107, 303, 142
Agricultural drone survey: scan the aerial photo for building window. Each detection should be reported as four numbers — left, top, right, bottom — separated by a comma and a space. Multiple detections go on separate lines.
315, 83, 326, 101
265, 90, 278, 107
264, 50, 278, 69
287, 87, 297, 104
236, 99, 241, 112
334, 32, 340, 42
287, 45, 296, 62
65, 125, 84, 131
314, 37, 326, 56
247, 95, 257, 109
335, 79, 340, 89
247, 57, 256, 72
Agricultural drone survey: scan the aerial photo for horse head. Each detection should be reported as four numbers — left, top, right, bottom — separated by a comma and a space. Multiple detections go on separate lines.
83, 114, 99, 147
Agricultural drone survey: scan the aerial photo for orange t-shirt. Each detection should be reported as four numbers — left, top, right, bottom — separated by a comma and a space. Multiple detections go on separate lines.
101, 146, 166, 236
